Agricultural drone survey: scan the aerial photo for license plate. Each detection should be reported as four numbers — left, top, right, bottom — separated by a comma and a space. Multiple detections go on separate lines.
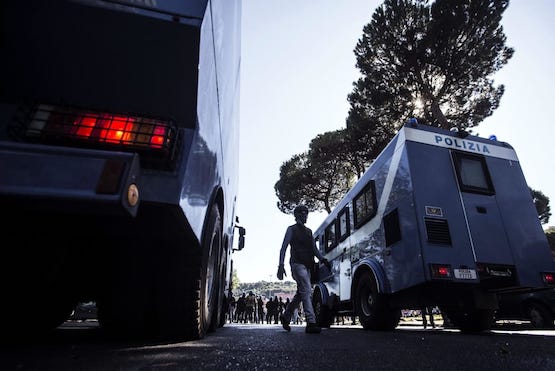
454, 268, 477, 279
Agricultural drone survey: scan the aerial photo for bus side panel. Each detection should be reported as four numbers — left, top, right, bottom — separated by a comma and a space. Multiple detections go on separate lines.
212, 0, 242, 241
489, 157, 553, 287
182, 0, 240, 240
209, 0, 242, 290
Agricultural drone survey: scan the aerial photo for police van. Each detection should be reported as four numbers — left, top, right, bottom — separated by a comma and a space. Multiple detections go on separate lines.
312, 120, 555, 332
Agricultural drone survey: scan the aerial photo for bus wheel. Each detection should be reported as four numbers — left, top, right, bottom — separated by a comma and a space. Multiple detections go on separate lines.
151, 204, 223, 340
440, 306, 494, 333
201, 204, 223, 335
527, 302, 554, 328
215, 244, 228, 329
313, 288, 333, 328
355, 272, 400, 331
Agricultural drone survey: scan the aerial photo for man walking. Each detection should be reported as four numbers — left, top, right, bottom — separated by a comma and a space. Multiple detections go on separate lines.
277, 205, 330, 334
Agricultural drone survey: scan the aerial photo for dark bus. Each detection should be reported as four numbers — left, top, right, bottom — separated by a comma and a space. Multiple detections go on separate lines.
0, 0, 244, 340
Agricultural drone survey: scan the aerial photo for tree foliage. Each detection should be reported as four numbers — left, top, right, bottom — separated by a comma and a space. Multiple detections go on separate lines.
274, 152, 313, 213
275, 131, 355, 214
531, 188, 551, 225
348, 0, 513, 132
231, 268, 240, 291
545, 227, 555, 256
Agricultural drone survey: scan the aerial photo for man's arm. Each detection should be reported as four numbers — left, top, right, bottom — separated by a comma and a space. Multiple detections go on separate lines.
279, 226, 293, 266
309, 228, 331, 269
277, 226, 293, 280
309, 228, 325, 261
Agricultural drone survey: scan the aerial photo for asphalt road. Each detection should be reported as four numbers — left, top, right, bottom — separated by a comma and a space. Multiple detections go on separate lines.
1, 321, 554, 370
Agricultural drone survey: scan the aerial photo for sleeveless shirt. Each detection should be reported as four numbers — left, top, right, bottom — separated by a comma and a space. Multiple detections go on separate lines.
290, 223, 314, 268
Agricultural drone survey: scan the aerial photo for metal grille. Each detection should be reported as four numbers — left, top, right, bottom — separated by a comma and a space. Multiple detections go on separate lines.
425, 217, 452, 245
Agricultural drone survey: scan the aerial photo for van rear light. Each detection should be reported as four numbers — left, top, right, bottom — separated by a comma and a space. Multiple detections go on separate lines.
542, 272, 555, 286
26, 104, 174, 154
430, 264, 451, 279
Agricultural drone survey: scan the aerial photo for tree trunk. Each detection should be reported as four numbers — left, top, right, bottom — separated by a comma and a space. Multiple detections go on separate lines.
431, 101, 450, 129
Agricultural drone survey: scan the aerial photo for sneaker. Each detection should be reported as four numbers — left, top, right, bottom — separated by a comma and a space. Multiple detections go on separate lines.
280, 314, 291, 332
305, 322, 321, 334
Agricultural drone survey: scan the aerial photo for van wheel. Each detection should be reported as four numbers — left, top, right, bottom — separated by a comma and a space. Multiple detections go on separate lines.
355, 272, 400, 331
528, 302, 554, 328
313, 289, 333, 328
440, 306, 494, 333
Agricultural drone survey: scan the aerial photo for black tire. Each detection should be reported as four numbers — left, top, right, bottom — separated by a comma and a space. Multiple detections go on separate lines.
355, 272, 400, 331
440, 306, 494, 333
200, 204, 223, 335
527, 302, 554, 328
149, 203, 223, 340
313, 288, 333, 328
98, 204, 223, 341
153, 203, 222, 340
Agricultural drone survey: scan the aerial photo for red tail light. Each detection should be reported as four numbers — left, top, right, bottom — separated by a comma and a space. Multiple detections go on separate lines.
542, 272, 555, 286
27, 104, 174, 154
430, 264, 451, 279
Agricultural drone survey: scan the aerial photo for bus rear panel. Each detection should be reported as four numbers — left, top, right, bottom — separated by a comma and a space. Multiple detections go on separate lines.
0, 0, 243, 340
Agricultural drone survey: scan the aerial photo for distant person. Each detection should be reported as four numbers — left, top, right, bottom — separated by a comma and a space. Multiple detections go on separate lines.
292, 304, 300, 325
228, 295, 236, 323
277, 204, 331, 334
266, 296, 274, 324
272, 296, 280, 324
245, 291, 256, 323
278, 297, 286, 318
236, 293, 246, 323
283, 297, 290, 319
257, 296, 265, 324
421, 306, 435, 329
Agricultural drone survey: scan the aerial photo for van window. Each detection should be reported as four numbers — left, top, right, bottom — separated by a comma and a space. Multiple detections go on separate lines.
353, 180, 377, 228
452, 152, 494, 195
338, 206, 350, 242
324, 221, 337, 252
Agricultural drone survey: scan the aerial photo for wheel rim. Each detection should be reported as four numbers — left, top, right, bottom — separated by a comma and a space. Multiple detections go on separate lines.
314, 296, 322, 318
203, 227, 221, 329
360, 280, 374, 317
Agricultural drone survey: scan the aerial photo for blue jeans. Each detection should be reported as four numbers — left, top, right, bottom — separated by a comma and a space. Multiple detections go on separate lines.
284, 263, 316, 324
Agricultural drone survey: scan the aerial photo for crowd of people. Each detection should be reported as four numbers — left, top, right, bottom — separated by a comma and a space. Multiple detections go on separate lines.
226, 294, 446, 328
226, 292, 305, 325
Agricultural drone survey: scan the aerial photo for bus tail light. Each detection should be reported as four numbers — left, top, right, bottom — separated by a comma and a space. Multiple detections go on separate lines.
25, 104, 175, 155
430, 264, 451, 279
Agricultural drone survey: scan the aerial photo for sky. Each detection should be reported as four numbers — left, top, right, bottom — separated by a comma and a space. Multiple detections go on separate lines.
233, 0, 555, 283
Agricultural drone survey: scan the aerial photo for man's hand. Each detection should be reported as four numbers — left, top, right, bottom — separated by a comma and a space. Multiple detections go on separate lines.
321, 258, 331, 270
277, 264, 286, 280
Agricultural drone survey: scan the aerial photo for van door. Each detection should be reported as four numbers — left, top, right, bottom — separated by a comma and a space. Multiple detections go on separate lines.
451, 151, 513, 264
